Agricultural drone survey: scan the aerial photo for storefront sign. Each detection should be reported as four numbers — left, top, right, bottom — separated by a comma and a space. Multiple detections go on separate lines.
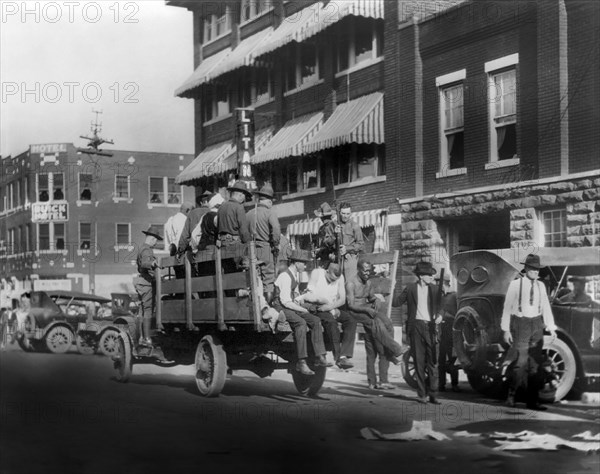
235, 108, 255, 187
30, 143, 67, 154
31, 202, 69, 223
33, 279, 72, 291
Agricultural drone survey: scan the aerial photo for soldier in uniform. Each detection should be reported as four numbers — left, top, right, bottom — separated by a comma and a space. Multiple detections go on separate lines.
134, 225, 163, 347
247, 184, 280, 302
314, 202, 337, 268
218, 181, 252, 246
336, 202, 364, 281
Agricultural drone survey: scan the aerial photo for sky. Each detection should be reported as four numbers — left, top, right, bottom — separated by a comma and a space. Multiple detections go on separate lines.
0, 0, 195, 157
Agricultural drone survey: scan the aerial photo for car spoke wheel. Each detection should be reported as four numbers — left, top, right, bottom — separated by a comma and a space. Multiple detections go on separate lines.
75, 333, 96, 355
113, 331, 132, 382
402, 350, 418, 389
466, 371, 507, 398
291, 364, 327, 397
98, 330, 120, 357
194, 335, 227, 397
17, 334, 36, 352
45, 326, 73, 354
539, 336, 576, 402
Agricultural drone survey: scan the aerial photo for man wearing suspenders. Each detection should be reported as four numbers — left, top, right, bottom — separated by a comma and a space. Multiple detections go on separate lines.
501, 254, 557, 410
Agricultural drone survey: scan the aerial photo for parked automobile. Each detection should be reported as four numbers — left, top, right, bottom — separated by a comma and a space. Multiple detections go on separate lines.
450, 247, 600, 402
19, 290, 111, 354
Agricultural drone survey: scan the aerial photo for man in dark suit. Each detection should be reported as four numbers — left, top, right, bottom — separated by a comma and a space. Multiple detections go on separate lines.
393, 261, 442, 404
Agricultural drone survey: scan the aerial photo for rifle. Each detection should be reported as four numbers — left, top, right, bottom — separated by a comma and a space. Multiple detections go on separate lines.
329, 167, 343, 269
433, 268, 445, 356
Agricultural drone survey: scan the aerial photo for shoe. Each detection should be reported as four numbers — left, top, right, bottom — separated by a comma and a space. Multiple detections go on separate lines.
388, 356, 401, 366
451, 385, 461, 393
295, 360, 315, 376
378, 383, 395, 390
138, 337, 153, 347
416, 397, 428, 404
399, 345, 410, 356
526, 403, 548, 411
429, 396, 441, 405
314, 355, 334, 367
336, 356, 354, 370
506, 395, 516, 407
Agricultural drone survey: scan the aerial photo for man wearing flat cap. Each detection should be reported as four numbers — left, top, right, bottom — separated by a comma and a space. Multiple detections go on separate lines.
273, 249, 332, 375
247, 184, 280, 301
134, 225, 163, 347
501, 253, 557, 410
218, 181, 252, 246
314, 202, 337, 268
393, 261, 442, 404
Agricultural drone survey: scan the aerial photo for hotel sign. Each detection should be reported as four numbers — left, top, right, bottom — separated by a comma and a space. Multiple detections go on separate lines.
31, 202, 69, 223
30, 143, 67, 154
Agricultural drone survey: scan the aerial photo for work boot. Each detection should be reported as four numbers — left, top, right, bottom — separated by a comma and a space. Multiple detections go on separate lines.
336, 356, 354, 369
314, 355, 333, 367
295, 359, 315, 376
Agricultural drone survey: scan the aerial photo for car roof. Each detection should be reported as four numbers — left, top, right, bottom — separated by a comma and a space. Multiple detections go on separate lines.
45, 290, 111, 304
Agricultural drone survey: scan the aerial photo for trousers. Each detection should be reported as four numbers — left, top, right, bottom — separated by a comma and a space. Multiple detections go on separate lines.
506, 315, 544, 402
314, 311, 357, 360
410, 320, 439, 399
278, 308, 326, 360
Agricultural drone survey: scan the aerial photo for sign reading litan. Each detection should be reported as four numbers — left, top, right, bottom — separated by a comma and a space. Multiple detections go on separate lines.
31, 203, 69, 223
235, 108, 255, 187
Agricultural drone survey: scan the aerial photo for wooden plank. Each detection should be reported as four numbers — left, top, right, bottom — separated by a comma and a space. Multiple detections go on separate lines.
155, 264, 163, 330
159, 272, 250, 296
161, 297, 252, 323
159, 255, 180, 269
185, 256, 193, 330
248, 242, 262, 331
385, 250, 400, 321
215, 245, 226, 330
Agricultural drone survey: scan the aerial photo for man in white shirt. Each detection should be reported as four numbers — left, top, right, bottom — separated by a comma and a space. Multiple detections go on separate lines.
501, 253, 557, 410
297, 263, 357, 369
165, 202, 194, 256
273, 250, 332, 375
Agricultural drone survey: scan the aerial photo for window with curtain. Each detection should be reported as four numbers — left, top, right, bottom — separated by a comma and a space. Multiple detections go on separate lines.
115, 175, 130, 199
541, 209, 567, 247
441, 83, 465, 170
116, 223, 131, 246
79, 222, 91, 250
79, 173, 93, 200
490, 68, 517, 161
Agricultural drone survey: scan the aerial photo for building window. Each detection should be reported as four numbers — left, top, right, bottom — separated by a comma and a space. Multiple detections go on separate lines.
115, 175, 130, 199
254, 68, 272, 104
37, 172, 64, 202
23, 177, 28, 204
38, 174, 49, 202
284, 43, 322, 92
435, 69, 466, 173
7, 228, 15, 255
203, 84, 231, 122
25, 224, 30, 253
336, 19, 383, 73
241, 0, 271, 22
37, 222, 65, 251
148, 177, 182, 205
79, 173, 93, 201
15, 181, 20, 207
541, 209, 567, 247
53, 173, 64, 200
79, 222, 92, 250
115, 223, 131, 247
486, 54, 519, 163
203, 6, 231, 43
258, 156, 323, 198
7, 183, 14, 209
332, 144, 385, 185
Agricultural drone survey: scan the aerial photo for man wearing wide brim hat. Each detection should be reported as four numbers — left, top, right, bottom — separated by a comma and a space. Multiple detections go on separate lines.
314, 202, 337, 268
273, 248, 331, 375
501, 253, 557, 410
247, 184, 280, 301
217, 181, 252, 246
392, 260, 442, 404
558, 276, 593, 304
134, 226, 163, 347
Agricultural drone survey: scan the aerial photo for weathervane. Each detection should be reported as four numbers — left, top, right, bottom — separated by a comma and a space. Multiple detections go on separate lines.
77, 109, 115, 157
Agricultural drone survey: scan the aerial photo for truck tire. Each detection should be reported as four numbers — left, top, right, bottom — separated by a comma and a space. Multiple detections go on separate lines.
114, 331, 133, 382
291, 364, 327, 397
45, 326, 73, 354
195, 335, 227, 397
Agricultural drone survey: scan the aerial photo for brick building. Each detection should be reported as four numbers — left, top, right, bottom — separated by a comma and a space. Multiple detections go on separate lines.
169, 0, 599, 310
0, 143, 194, 298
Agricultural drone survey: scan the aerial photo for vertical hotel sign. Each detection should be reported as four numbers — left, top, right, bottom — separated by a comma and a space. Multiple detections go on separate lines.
235, 108, 255, 188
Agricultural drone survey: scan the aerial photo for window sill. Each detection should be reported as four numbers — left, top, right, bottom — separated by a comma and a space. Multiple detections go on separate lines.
202, 31, 232, 48
203, 112, 233, 126
282, 187, 326, 201
147, 203, 181, 209
436, 167, 467, 179
284, 79, 325, 97
36, 250, 69, 256
485, 158, 520, 170
76, 200, 92, 207
334, 175, 386, 191
113, 245, 135, 252
112, 197, 133, 203
335, 56, 384, 79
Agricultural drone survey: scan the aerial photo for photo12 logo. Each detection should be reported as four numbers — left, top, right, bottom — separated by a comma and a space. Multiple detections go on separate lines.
1, 2, 139, 24
2, 82, 140, 104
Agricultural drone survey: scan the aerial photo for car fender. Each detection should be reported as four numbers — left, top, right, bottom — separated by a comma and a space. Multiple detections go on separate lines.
41, 320, 74, 339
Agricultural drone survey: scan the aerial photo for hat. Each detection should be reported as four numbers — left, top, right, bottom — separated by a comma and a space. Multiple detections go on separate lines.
180, 201, 194, 212
254, 184, 274, 200
413, 261, 436, 276
227, 181, 253, 199
201, 190, 214, 198
520, 254, 544, 270
142, 225, 163, 241
568, 275, 588, 283
208, 193, 225, 209
314, 202, 334, 218
289, 249, 312, 263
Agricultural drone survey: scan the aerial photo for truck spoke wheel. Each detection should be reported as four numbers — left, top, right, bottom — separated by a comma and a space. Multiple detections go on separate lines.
194, 335, 227, 397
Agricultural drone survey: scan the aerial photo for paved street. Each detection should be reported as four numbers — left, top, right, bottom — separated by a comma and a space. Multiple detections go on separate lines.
1, 342, 598, 474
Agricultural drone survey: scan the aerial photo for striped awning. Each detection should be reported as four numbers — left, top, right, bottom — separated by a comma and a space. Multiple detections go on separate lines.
251, 0, 383, 60
286, 208, 387, 236
252, 112, 323, 164
209, 27, 274, 80
176, 128, 275, 184
175, 47, 230, 97
303, 92, 384, 154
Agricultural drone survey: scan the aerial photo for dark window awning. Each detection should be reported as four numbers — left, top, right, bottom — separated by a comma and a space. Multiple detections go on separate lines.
252, 112, 323, 164
287, 208, 388, 236
175, 47, 230, 97
303, 92, 384, 154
